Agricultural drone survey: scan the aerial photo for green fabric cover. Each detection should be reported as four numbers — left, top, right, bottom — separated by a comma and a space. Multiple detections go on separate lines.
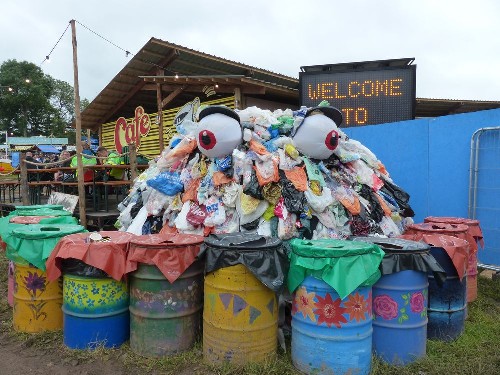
5, 224, 86, 271
15, 204, 64, 211
288, 238, 385, 299
12, 208, 72, 217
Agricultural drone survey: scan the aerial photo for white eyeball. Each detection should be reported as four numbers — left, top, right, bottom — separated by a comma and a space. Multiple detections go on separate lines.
293, 114, 339, 159
197, 113, 242, 158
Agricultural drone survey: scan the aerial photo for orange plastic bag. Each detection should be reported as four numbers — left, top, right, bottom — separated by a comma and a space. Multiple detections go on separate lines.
213, 171, 234, 187
182, 178, 201, 203
284, 166, 308, 192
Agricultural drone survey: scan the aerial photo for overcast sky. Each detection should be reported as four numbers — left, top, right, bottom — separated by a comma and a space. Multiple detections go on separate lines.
2, 0, 500, 103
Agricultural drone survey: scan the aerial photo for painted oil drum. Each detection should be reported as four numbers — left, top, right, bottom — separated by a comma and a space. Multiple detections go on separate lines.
13, 262, 63, 332
204, 264, 278, 365
8, 260, 14, 307
372, 270, 428, 365
129, 261, 203, 357
292, 276, 372, 375
427, 247, 467, 341
62, 274, 129, 349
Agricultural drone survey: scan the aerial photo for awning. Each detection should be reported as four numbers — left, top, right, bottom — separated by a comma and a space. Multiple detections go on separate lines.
36, 145, 60, 154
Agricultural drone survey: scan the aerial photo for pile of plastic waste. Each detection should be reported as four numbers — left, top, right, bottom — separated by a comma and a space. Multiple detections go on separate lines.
117, 101, 414, 240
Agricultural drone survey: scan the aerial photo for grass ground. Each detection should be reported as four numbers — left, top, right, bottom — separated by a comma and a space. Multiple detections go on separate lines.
0, 250, 499, 375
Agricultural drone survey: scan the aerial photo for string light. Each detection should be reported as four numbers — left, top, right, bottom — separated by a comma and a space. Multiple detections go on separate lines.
215, 83, 219, 88
175, 74, 179, 79
41, 20, 179, 76
25, 79, 30, 83
40, 22, 70, 65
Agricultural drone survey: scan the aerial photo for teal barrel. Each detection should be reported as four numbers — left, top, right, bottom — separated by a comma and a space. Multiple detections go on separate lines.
62, 270, 129, 349
352, 237, 445, 365
427, 245, 467, 341
127, 234, 204, 357
288, 239, 384, 375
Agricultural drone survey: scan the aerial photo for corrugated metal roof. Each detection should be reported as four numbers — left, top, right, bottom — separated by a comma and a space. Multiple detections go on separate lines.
81, 38, 299, 130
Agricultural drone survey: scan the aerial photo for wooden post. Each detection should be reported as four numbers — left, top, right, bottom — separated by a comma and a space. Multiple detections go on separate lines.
129, 143, 138, 182
19, 152, 29, 205
71, 19, 87, 227
234, 87, 242, 109
156, 70, 164, 153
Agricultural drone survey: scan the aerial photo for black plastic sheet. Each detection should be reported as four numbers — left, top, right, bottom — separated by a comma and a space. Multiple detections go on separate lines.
280, 171, 306, 214
380, 178, 415, 217
350, 237, 446, 285
61, 258, 109, 278
243, 170, 264, 200
200, 233, 288, 293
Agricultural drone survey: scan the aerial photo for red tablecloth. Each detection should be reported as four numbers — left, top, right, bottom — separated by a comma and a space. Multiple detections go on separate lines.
126, 233, 204, 283
404, 222, 476, 253
424, 216, 484, 248
46, 231, 138, 281
400, 234, 469, 279
9, 216, 53, 224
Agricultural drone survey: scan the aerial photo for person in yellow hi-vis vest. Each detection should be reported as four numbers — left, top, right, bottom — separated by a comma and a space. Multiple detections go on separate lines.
70, 145, 97, 182
96, 146, 124, 181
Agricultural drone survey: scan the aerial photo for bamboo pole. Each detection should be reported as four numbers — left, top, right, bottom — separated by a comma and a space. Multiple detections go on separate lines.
19, 152, 29, 205
129, 143, 138, 182
156, 69, 164, 153
71, 20, 87, 227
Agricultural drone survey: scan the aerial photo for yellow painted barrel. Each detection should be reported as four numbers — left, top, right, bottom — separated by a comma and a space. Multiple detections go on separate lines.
203, 264, 278, 365
13, 262, 63, 332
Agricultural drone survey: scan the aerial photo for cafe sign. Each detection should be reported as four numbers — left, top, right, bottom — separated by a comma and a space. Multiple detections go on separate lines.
114, 106, 151, 153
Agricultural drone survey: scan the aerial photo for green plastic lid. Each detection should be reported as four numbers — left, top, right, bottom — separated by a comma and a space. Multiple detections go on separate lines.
288, 238, 385, 299
15, 204, 64, 211
14, 208, 72, 217
7, 224, 86, 271
12, 224, 85, 239
290, 238, 383, 258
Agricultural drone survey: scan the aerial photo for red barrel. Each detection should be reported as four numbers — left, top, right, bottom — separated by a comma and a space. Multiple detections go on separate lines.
424, 217, 483, 302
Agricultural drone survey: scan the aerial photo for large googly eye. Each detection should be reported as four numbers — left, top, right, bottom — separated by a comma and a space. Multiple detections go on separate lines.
325, 130, 339, 150
198, 130, 217, 150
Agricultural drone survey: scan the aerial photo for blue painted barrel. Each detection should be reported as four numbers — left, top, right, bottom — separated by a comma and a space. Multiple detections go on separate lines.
292, 276, 372, 375
372, 270, 428, 364
62, 273, 129, 349
427, 247, 467, 341
351, 237, 446, 365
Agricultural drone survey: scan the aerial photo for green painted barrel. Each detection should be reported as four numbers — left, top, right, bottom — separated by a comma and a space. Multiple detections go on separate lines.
129, 261, 204, 357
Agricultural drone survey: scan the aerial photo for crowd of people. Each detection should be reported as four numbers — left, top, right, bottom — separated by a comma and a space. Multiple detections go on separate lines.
25, 144, 124, 183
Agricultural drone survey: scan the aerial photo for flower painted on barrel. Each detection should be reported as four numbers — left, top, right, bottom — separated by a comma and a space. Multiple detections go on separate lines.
373, 294, 398, 320
314, 293, 347, 328
23, 271, 46, 298
293, 286, 317, 322
410, 291, 425, 314
344, 292, 369, 322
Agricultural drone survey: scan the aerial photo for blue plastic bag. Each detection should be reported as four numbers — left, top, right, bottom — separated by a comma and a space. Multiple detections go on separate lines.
146, 171, 184, 196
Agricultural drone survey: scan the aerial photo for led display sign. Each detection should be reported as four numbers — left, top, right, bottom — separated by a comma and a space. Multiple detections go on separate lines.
299, 64, 416, 127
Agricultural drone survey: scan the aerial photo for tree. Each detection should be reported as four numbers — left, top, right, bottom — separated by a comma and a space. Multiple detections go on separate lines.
0, 59, 88, 141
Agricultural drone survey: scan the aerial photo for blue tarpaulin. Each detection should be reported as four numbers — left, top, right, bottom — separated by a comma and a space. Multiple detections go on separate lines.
37, 145, 60, 154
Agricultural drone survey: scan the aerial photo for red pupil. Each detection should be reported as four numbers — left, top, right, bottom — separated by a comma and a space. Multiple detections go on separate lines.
199, 130, 217, 150
325, 130, 339, 150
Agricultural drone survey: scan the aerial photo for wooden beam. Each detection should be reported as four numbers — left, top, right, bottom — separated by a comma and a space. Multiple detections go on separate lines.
141, 83, 265, 95
96, 49, 179, 124
161, 86, 185, 108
